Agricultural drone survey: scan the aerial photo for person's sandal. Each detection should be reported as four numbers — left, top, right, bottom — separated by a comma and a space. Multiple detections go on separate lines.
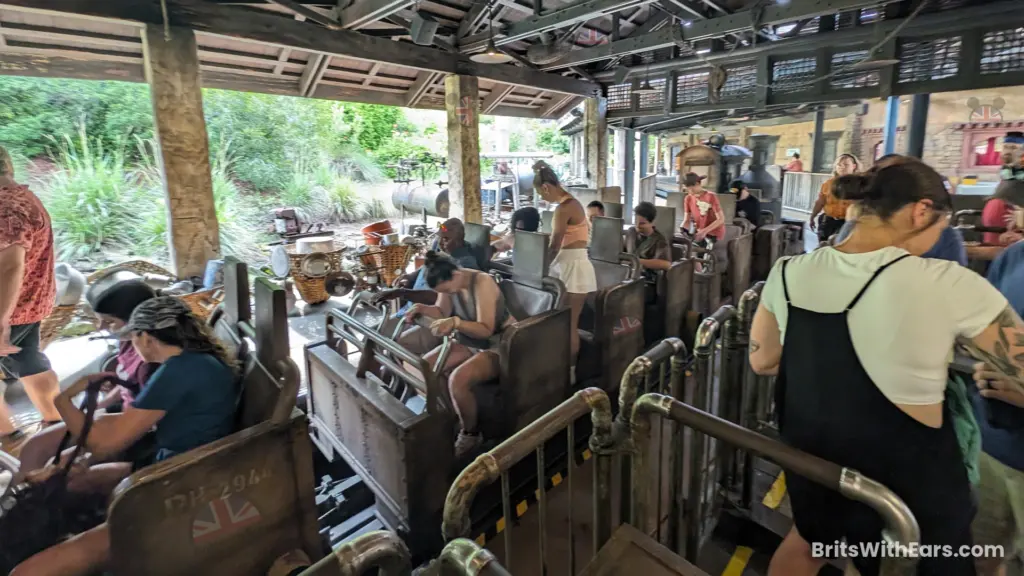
0, 430, 28, 458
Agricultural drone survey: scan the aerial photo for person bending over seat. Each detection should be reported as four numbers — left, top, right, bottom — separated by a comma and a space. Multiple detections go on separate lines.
532, 161, 596, 383
586, 200, 605, 223
490, 207, 540, 257
12, 297, 238, 576
626, 202, 671, 304
404, 252, 514, 457
16, 280, 159, 478
680, 172, 726, 271
731, 180, 761, 228
750, 159, 1024, 576
373, 218, 480, 321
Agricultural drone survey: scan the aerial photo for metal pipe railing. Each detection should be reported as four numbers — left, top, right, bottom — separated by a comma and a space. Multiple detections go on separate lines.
736, 282, 766, 509
438, 539, 512, 576
612, 337, 688, 545
684, 305, 737, 560
631, 393, 920, 575
441, 388, 615, 573
299, 530, 411, 575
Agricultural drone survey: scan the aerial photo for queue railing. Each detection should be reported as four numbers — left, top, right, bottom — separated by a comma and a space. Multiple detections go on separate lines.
435, 539, 512, 576
631, 393, 921, 576
299, 531, 411, 575
441, 388, 615, 575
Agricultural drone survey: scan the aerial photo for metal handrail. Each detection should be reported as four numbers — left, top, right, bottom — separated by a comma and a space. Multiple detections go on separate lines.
391, 314, 454, 380
299, 531, 411, 575
442, 388, 615, 572
631, 393, 920, 575
437, 539, 512, 576
326, 308, 454, 416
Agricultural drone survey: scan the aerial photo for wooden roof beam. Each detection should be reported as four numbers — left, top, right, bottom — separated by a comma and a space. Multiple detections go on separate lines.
3, 0, 600, 97
341, 0, 417, 29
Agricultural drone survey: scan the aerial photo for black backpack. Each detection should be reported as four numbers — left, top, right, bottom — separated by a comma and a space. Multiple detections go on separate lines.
0, 380, 109, 574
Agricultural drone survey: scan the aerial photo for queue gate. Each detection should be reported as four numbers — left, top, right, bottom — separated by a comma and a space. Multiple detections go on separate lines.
441, 388, 616, 575
299, 530, 411, 575
107, 260, 313, 576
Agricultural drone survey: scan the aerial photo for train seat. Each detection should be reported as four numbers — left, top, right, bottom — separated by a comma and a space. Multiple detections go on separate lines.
576, 216, 646, 392
752, 224, 786, 282
475, 231, 571, 439
106, 265, 316, 576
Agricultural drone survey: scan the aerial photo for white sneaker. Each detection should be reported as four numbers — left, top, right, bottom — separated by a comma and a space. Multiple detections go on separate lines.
454, 431, 483, 458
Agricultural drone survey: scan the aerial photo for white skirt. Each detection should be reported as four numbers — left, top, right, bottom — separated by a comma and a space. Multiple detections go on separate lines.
550, 248, 598, 294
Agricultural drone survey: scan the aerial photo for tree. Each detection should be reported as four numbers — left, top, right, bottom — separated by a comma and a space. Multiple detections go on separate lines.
536, 126, 570, 154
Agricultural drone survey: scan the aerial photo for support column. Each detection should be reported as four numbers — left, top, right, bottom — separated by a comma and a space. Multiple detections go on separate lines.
907, 94, 930, 159
883, 95, 900, 156
614, 129, 627, 188
624, 129, 636, 214
445, 74, 481, 224
664, 143, 673, 176
639, 133, 649, 179
143, 25, 220, 278
654, 137, 663, 174
584, 97, 608, 189
811, 108, 826, 173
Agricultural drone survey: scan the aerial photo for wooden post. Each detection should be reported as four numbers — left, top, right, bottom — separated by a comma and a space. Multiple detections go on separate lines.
445, 74, 482, 224
585, 97, 608, 189
142, 25, 220, 278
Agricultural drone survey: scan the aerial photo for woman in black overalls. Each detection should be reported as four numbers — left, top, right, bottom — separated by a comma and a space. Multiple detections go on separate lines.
750, 159, 1024, 576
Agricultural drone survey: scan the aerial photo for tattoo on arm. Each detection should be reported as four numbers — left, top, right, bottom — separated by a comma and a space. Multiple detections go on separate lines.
958, 306, 1024, 393
749, 339, 761, 354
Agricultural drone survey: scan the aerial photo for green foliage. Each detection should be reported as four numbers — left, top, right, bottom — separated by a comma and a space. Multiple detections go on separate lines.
372, 137, 433, 178
37, 126, 143, 261
537, 126, 570, 154
509, 132, 523, 153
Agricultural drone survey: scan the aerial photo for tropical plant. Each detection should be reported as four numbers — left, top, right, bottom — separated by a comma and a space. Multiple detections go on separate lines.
37, 125, 142, 261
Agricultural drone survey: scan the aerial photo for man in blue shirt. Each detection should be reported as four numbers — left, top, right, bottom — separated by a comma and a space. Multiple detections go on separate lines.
971, 237, 1024, 576
374, 218, 480, 316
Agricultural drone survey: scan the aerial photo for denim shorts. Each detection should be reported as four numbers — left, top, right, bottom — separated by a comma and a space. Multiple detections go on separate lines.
0, 323, 52, 379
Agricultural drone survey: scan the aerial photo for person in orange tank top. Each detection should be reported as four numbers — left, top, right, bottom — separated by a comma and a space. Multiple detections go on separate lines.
0, 145, 62, 454
532, 161, 596, 382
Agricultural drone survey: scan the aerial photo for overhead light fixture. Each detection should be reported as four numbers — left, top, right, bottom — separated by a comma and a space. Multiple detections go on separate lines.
693, 38, 722, 56
470, 3, 513, 65
635, 79, 660, 94
775, 23, 796, 35
682, 20, 692, 27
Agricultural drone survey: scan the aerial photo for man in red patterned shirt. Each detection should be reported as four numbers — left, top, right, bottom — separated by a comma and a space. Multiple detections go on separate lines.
0, 146, 61, 452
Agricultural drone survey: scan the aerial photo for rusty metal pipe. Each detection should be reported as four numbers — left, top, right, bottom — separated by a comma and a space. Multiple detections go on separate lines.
736, 283, 764, 508
632, 393, 920, 573
441, 388, 613, 540
439, 539, 512, 576
300, 530, 411, 575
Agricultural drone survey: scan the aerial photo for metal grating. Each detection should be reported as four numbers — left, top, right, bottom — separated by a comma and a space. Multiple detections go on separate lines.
981, 27, 1024, 75
719, 64, 756, 102
772, 57, 817, 94
897, 36, 961, 83
675, 71, 709, 106
830, 50, 880, 89
638, 78, 667, 110
608, 82, 632, 111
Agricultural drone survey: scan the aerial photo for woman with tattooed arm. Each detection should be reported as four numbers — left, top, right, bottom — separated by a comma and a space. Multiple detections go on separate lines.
748, 159, 1024, 576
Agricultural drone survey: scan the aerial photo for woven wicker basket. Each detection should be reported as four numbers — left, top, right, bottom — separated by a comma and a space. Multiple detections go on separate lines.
86, 260, 174, 283
38, 304, 81, 349
373, 245, 414, 286
285, 242, 346, 304
179, 288, 225, 321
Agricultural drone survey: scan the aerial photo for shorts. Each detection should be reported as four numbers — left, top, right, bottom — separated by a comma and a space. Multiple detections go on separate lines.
818, 216, 845, 243
0, 323, 52, 379
972, 452, 1024, 572
550, 248, 597, 294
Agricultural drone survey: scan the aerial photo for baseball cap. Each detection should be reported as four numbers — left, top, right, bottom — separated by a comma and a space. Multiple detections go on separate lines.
115, 296, 192, 338
683, 172, 706, 187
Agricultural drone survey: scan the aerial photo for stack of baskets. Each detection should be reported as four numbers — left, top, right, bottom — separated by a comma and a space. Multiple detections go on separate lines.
358, 244, 415, 287
287, 242, 346, 304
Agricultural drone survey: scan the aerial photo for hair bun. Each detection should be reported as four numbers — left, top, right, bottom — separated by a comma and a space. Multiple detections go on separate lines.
532, 160, 550, 173
833, 174, 872, 201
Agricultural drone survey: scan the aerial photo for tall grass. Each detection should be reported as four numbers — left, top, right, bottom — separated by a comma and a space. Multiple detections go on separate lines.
37, 126, 143, 261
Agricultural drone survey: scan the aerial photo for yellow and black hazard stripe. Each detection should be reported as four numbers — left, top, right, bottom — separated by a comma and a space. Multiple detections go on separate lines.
471, 448, 595, 545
